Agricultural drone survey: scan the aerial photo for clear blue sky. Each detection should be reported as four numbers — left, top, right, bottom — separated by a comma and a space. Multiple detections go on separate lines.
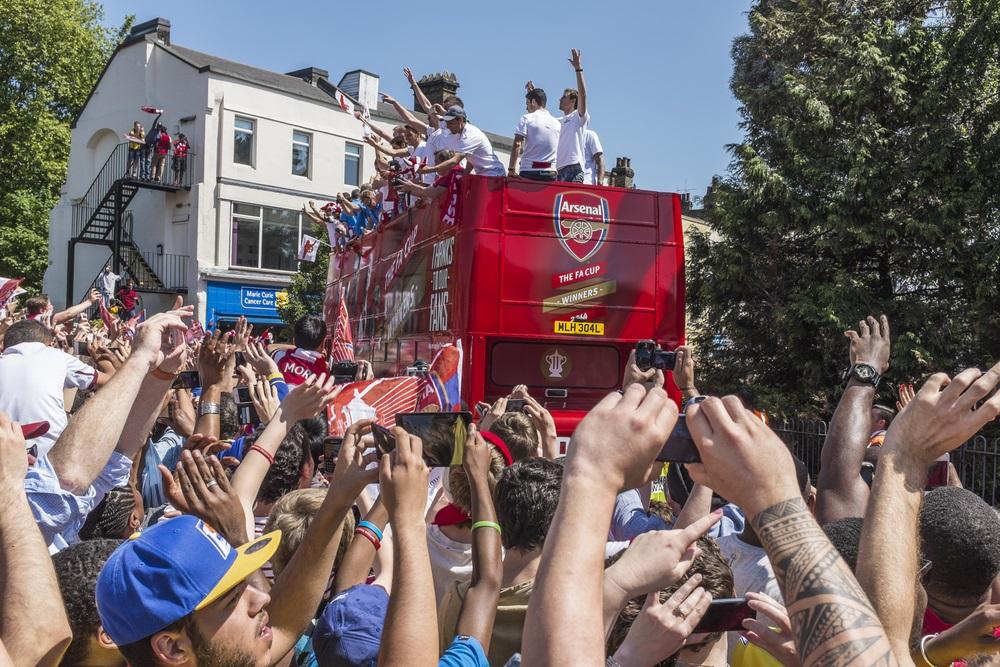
98, 0, 754, 196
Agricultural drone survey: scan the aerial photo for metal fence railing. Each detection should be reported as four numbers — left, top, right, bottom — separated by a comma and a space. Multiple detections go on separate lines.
771, 418, 1000, 507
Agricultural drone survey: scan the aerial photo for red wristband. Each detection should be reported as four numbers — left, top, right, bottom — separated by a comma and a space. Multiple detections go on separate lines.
354, 526, 381, 550
248, 444, 275, 465
151, 367, 175, 381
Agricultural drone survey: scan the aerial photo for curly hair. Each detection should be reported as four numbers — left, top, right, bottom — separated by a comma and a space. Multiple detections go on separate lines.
488, 412, 539, 461
920, 486, 1000, 601
52, 539, 122, 665
255, 424, 311, 505
822, 517, 864, 572
606, 537, 735, 665
495, 458, 563, 551
78, 486, 137, 540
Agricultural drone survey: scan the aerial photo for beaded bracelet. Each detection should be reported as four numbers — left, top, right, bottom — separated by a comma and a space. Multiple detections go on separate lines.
357, 520, 383, 541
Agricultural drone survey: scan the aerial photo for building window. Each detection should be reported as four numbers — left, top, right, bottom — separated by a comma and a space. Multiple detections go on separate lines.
292, 131, 311, 177
230, 203, 302, 271
234, 117, 255, 166
345, 142, 361, 186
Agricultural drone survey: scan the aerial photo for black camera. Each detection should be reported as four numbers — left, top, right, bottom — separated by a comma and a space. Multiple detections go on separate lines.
635, 340, 676, 371
331, 361, 359, 384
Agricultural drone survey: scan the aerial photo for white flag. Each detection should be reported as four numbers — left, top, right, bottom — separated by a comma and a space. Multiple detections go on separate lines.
335, 90, 355, 115
298, 234, 320, 262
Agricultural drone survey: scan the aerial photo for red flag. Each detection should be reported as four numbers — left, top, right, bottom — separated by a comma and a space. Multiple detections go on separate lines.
331, 286, 355, 362
0, 278, 23, 309
326, 376, 422, 436
98, 298, 114, 331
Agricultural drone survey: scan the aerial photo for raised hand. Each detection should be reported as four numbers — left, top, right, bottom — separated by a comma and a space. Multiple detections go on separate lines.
685, 396, 801, 517
461, 424, 491, 482
612, 576, 712, 666
198, 328, 235, 387
132, 311, 192, 371
88, 288, 101, 304
478, 395, 508, 432
250, 379, 280, 424
896, 383, 915, 412
379, 427, 429, 525
742, 592, 799, 667
160, 450, 247, 545
621, 349, 664, 390
244, 340, 279, 377
883, 362, 1000, 468
844, 314, 890, 374
569, 48, 583, 70
568, 383, 676, 494
673, 345, 697, 394
381, 92, 397, 106
403, 66, 415, 83
329, 419, 379, 497
280, 373, 342, 423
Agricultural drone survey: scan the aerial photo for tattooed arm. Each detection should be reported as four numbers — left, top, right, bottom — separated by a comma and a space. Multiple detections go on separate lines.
686, 396, 899, 667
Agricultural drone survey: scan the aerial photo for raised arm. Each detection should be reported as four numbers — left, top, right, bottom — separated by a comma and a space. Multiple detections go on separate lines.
192, 328, 236, 440
404, 66, 434, 117
364, 135, 409, 159
333, 489, 388, 594
48, 310, 191, 492
378, 428, 437, 667
356, 113, 395, 144
453, 425, 503, 650
570, 49, 587, 119
380, 92, 429, 135
522, 384, 677, 664
858, 363, 1000, 661
53, 289, 100, 326
0, 414, 72, 666
595, 152, 605, 184
265, 416, 377, 660
397, 178, 445, 201
686, 397, 899, 666
815, 315, 890, 524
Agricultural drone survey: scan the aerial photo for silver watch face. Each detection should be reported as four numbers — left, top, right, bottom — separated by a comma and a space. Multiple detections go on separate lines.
855, 364, 876, 380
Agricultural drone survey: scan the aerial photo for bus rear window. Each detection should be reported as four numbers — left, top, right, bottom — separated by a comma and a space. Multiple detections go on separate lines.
490, 341, 621, 390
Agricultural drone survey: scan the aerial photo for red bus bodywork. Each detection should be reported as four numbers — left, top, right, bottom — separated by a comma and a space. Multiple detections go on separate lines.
324, 175, 685, 437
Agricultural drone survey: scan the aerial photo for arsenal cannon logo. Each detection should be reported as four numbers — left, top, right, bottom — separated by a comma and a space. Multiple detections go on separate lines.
553, 191, 610, 263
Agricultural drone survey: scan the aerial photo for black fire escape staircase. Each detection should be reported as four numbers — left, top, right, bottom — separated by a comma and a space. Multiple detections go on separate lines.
66, 141, 191, 306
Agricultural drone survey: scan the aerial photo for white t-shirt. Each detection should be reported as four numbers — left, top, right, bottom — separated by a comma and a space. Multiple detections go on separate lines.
716, 533, 784, 662
427, 524, 473, 606
583, 129, 604, 184
442, 123, 506, 177
514, 108, 560, 172
556, 110, 590, 169
0, 342, 97, 457
426, 126, 451, 155
409, 141, 437, 185
98, 270, 121, 295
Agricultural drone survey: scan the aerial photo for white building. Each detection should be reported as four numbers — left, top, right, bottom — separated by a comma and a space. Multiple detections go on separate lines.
44, 17, 511, 328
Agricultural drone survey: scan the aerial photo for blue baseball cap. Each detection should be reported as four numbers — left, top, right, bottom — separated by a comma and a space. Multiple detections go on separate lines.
313, 583, 389, 667
96, 515, 280, 646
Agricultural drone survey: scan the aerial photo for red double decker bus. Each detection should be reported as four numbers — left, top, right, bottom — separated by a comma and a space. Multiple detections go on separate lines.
323, 175, 685, 438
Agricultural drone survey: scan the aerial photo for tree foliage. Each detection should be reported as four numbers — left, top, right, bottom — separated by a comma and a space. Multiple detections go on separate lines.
277, 221, 330, 327
688, 0, 1000, 416
0, 0, 131, 289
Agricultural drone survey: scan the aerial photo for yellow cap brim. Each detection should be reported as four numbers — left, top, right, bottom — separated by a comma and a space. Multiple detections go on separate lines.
196, 529, 282, 611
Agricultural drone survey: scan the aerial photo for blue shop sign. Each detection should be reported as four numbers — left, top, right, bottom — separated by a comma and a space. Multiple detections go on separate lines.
206, 281, 284, 324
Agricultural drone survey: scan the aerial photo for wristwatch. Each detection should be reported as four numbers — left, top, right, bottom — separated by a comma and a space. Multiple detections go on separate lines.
843, 363, 881, 389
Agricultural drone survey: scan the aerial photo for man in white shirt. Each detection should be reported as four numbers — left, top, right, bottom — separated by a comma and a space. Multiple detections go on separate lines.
435, 106, 506, 177
556, 49, 590, 184
97, 265, 121, 307
508, 84, 560, 181
583, 129, 605, 185
0, 320, 109, 457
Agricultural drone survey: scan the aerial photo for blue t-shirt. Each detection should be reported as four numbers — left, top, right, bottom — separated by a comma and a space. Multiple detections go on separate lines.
360, 203, 382, 230
439, 636, 489, 667
140, 428, 185, 509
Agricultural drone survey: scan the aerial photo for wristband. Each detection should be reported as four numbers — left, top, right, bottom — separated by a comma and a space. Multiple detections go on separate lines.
267, 372, 284, 382
151, 367, 176, 381
248, 444, 275, 465
471, 520, 502, 534
198, 402, 220, 416
354, 526, 381, 550
358, 520, 383, 541
918, 634, 940, 667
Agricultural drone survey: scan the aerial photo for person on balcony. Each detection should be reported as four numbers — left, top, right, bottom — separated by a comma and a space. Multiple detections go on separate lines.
97, 265, 122, 308
141, 123, 159, 180
125, 122, 144, 178
171, 133, 189, 186
151, 124, 171, 183
116, 279, 138, 320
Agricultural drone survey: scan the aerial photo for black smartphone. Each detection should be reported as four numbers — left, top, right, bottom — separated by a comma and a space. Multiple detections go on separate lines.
235, 351, 247, 368
505, 399, 526, 413
371, 424, 396, 457
656, 415, 700, 462
323, 437, 343, 474
234, 386, 252, 404
332, 361, 360, 384
394, 412, 473, 467
172, 370, 200, 389
691, 598, 754, 633
635, 340, 677, 371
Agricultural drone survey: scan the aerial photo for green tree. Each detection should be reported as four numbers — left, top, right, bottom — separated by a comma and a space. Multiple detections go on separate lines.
277, 220, 330, 327
688, 0, 1000, 416
0, 0, 131, 289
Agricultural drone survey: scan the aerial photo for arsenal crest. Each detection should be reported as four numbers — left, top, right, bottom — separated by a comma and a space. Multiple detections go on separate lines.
553, 191, 610, 263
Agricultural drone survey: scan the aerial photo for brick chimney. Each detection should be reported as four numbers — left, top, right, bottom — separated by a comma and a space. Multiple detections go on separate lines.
414, 72, 460, 111
129, 17, 171, 45
286, 67, 329, 86
609, 157, 635, 189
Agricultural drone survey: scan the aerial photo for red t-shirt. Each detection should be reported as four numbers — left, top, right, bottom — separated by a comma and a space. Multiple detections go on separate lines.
117, 288, 138, 309
272, 348, 328, 386
156, 132, 172, 155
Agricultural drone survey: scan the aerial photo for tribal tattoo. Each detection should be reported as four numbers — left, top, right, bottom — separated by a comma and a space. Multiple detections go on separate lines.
750, 497, 899, 667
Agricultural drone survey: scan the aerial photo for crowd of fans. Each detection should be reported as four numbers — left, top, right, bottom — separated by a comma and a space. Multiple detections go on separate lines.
0, 282, 999, 667
300, 51, 605, 252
